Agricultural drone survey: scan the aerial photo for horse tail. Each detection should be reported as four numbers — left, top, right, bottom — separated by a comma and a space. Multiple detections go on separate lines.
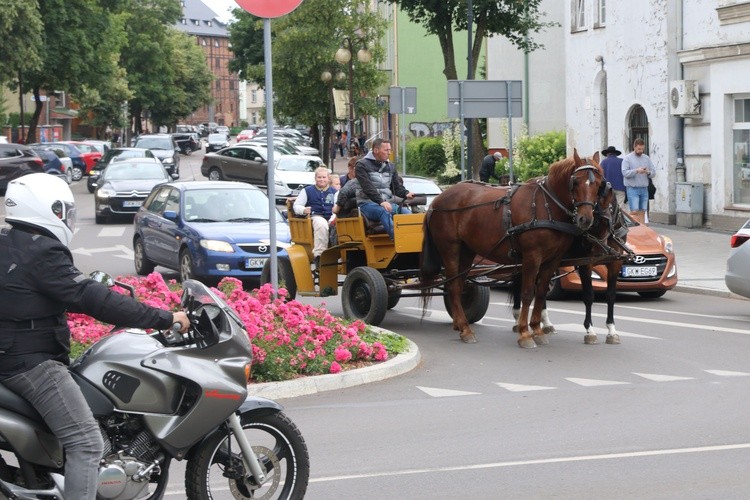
419, 210, 442, 316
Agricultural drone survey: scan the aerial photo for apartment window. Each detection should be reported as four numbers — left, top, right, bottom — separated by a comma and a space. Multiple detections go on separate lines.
216, 80, 221, 90
215, 57, 220, 69
628, 105, 649, 154
193, 19, 200, 26
201, 39, 206, 46
571, 0, 586, 32
251, 90, 257, 103
229, 80, 234, 90
732, 97, 750, 205
207, 21, 213, 27
594, 0, 606, 28
214, 40, 220, 47
181, 18, 186, 25
252, 112, 258, 125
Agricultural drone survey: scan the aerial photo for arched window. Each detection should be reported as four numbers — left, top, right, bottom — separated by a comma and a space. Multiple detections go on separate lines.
628, 105, 649, 153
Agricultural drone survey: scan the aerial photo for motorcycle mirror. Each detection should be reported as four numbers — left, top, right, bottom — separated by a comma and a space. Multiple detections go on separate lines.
89, 271, 115, 287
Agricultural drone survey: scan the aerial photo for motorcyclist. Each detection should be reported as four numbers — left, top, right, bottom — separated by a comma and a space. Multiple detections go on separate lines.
0, 173, 190, 499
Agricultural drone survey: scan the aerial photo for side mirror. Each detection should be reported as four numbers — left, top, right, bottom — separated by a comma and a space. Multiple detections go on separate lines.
163, 210, 178, 221
171, 172, 180, 179
89, 270, 114, 287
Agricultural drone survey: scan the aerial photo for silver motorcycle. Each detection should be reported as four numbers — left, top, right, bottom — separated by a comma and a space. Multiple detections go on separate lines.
0, 277, 309, 499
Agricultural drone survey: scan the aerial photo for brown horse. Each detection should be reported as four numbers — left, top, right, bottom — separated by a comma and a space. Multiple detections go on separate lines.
420, 150, 605, 348
510, 178, 632, 344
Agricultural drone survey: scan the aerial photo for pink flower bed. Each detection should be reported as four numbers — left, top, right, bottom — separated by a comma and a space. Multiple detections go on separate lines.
67, 273, 391, 382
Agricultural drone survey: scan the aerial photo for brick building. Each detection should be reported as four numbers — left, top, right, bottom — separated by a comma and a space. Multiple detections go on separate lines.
175, 0, 240, 127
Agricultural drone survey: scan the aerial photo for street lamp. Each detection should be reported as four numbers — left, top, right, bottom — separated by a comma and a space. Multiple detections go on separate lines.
334, 37, 371, 152
321, 69, 347, 169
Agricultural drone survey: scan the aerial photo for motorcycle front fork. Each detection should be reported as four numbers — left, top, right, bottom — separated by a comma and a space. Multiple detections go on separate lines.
227, 413, 268, 486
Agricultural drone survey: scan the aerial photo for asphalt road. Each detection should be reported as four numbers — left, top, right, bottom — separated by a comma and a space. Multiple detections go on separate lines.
4, 149, 750, 498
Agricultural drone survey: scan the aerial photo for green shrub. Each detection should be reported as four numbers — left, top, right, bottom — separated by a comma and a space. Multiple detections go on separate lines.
512, 130, 566, 181
420, 139, 446, 177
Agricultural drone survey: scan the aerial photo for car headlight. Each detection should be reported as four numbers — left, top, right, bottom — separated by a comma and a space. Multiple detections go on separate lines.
200, 239, 235, 253
162, 157, 175, 165
661, 236, 674, 254
96, 188, 116, 199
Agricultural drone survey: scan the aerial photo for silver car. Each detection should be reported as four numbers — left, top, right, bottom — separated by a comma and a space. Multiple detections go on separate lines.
725, 219, 750, 298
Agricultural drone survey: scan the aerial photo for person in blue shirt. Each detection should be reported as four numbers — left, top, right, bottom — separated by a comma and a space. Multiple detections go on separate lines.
600, 146, 626, 211
293, 166, 337, 267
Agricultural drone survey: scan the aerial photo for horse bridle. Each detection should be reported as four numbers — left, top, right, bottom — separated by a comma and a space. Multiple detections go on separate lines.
569, 165, 606, 212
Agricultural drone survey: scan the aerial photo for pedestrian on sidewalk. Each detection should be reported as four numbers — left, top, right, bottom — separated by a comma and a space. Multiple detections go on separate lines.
622, 138, 655, 224
479, 152, 503, 183
600, 146, 627, 211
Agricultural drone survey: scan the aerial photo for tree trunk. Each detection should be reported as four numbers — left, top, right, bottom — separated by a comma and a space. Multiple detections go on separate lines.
27, 87, 44, 145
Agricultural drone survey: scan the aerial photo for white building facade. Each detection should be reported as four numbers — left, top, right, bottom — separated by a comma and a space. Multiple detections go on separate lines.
566, 0, 750, 230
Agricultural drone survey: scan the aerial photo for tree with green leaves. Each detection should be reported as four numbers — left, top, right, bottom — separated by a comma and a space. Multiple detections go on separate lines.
0, 0, 43, 86
383, 0, 553, 178
229, 0, 386, 163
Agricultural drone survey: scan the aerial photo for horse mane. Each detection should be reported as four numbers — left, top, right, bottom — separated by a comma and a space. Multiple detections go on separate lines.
546, 156, 578, 188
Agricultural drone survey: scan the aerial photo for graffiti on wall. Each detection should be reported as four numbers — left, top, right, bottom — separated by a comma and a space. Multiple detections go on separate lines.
408, 121, 456, 138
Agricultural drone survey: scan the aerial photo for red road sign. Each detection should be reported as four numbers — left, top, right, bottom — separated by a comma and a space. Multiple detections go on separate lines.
234, 0, 303, 18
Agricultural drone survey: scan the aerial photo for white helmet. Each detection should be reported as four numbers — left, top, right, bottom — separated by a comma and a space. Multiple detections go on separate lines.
5, 173, 77, 247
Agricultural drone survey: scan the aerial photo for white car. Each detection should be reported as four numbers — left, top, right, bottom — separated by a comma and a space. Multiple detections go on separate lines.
273, 154, 327, 202
402, 175, 443, 208
725, 219, 750, 298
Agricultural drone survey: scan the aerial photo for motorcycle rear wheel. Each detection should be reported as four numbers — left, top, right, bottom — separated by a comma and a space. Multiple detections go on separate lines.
185, 412, 309, 500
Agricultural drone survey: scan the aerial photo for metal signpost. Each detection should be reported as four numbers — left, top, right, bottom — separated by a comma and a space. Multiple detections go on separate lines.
390, 86, 416, 175
448, 80, 523, 182
235, 0, 304, 293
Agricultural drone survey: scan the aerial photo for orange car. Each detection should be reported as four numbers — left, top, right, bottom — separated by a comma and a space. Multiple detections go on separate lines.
548, 214, 678, 299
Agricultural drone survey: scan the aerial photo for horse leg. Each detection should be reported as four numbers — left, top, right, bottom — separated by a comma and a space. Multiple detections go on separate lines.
579, 264, 598, 345
445, 246, 478, 343
530, 265, 558, 346
516, 262, 539, 349
511, 278, 521, 333
605, 260, 622, 345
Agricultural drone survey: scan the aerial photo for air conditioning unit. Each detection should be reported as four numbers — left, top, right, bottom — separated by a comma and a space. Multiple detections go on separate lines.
669, 80, 700, 116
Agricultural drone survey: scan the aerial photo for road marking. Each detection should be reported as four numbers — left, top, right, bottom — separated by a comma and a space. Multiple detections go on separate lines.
565, 377, 630, 387
98, 227, 125, 237
307, 443, 750, 483
416, 386, 481, 398
632, 373, 694, 382
546, 307, 750, 336
72, 244, 133, 260
705, 369, 750, 377
551, 323, 661, 340
495, 382, 556, 392
599, 303, 748, 322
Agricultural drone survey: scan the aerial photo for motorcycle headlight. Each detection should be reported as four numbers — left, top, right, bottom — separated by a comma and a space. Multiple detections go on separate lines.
200, 239, 234, 253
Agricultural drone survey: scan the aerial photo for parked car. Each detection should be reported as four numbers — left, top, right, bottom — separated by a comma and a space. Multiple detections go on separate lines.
29, 146, 72, 184
274, 155, 326, 202
725, 219, 750, 298
29, 142, 87, 181
236, 129, 256, 142
132, 180, 291, 284
547, 213, 678, 299
0, 143, 44, 193
402, 175, 443, 208
94, 158, 171, 224
82, 140, 111, 155
215, 125, 231, 139
205, 133, 230, 153
201, 144, 293, 185
132, 134, 180, 177
88, 147, 156, 193
243, 139, 297, 156
254, 135, 318, 156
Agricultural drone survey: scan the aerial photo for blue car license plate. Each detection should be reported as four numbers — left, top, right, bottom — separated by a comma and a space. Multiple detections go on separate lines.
245, 257, 267, 269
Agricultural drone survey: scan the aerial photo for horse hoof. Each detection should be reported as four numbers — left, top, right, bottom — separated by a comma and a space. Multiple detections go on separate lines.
461, 333, 478, 344
512, 325, 519, 333
533, 333, 549, 345
518, 337, 537, 349
542, 325, 557, 335
606, 334, 621, 345
584, 334, 598, 345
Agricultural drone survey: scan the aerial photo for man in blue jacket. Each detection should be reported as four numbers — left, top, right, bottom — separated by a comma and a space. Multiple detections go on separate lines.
600, 146, 626, 211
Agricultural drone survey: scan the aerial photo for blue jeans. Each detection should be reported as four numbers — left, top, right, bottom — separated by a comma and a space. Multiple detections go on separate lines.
626, 186, 649, 211
359, 202, 411, 239
4, 359, 104, 500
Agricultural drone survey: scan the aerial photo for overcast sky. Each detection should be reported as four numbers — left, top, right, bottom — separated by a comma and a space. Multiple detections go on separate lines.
210, 0, 237, 23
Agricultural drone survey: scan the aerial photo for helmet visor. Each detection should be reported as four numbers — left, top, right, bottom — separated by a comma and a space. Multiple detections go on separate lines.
51, 200, 77, 234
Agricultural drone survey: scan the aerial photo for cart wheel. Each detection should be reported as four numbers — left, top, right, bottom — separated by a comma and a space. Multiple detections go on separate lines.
387, 288, 401, 310
443, 282, 490, 324
261, 256, 297, 301
342, 267, 388, 325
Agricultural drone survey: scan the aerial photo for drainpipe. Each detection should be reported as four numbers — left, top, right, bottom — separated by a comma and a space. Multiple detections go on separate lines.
675, 0, 686, 182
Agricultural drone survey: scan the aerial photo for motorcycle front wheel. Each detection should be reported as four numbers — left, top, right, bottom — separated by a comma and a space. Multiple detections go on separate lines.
186, 412, 309, 500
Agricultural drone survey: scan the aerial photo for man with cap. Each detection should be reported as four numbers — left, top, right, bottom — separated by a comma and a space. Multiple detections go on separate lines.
479, 151, 503, 183
600, 145, 627, 211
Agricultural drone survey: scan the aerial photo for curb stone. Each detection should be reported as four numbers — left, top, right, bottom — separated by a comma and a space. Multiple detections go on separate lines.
246, 330, 420, 400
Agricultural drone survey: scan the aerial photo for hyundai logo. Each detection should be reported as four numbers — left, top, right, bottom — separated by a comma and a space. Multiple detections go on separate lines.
258, 245, 268, 253
633, 255, 647, 264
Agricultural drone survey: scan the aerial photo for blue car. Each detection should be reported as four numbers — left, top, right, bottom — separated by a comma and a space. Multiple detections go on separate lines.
133, 180, 291, 284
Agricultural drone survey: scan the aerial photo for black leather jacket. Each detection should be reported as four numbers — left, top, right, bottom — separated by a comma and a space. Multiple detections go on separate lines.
0, 226, 173, 379
354, 154, 409, 206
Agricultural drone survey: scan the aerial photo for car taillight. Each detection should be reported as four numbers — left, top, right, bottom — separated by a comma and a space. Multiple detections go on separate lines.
730, 234, 750, 248
33, 158, 44, 167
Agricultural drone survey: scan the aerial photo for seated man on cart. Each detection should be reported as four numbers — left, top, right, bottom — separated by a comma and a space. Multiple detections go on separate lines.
355, 139, 413, 240
292, 166, 337, 268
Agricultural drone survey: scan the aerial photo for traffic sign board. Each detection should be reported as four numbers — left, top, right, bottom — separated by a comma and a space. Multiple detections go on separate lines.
235, 0, 303, 18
